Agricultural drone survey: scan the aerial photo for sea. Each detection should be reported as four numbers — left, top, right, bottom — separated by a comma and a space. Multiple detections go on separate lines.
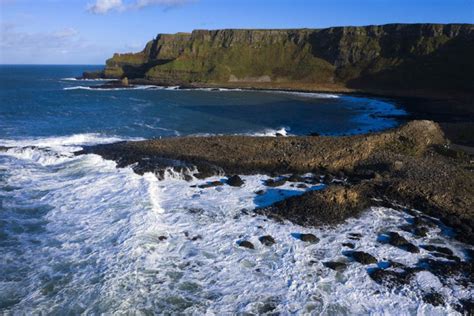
0, 65, 472, 314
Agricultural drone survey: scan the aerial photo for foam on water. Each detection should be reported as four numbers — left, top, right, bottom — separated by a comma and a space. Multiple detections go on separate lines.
0, 136, 472, 314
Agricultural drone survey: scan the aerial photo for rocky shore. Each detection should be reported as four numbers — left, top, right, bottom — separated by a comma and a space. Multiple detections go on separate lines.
78, 120, 474, 245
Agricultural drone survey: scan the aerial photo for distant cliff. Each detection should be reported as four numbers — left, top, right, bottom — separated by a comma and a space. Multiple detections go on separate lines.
89, 24, 474, 98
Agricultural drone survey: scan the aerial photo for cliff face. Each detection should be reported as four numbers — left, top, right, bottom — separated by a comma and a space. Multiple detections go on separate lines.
98, 24, 474, 96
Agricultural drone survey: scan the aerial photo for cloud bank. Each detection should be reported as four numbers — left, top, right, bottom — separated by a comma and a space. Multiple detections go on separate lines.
87, 0, 192, 14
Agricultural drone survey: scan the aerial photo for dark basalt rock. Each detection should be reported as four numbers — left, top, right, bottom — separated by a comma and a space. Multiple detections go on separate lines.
420, 245, 454, 256
368, 268, 412, 287
258, 235, 276, 246
342, 243, 355, 249
264, 178, 287, 187
430, 252, 461, 262
292, 233, 319, 243
288, 174, 305, 182
237, 240, 255, 249
198, 180, 223, 188
347, 251, 377, 264
399, 224, 429, 237
323, 261, 347, 271
158, 235, 168, 241
255, 189, 265, 195
296, 183, 308, 189
227, 175, 244, 187
423, 292, 445, 307
380, 232, 419, 253
456, 299, 474, 315
257, 186, 368, 227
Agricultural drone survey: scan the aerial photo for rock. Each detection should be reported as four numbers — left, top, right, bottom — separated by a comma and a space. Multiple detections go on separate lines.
258, 235, 276, 246
255, 189, 265, 195
227, 175, 244, 187
423, 292, 444, 307
342, 242, 355, 249
296, 183, 308, 189
323, 261, 347, 271
381, 232, 419, 253
349, 251, 377, 264
309, 132, 320, 137
158, 236, 168, 241
198, 181, 223, 188
456, 299, 474, 315
368, 268, 412, 287
392, 160, 404, 171
288, 174, 305, 182
296, 233, 319, 243
257, 186, 368, 227
237, 240, 254, 249
121, 77, 129, 86
420, 245, 453, 255
264, 178, 287, 187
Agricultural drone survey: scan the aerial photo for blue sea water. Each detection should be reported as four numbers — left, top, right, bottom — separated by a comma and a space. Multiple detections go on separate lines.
1, 66, 471, 314
0, 65, 405, 139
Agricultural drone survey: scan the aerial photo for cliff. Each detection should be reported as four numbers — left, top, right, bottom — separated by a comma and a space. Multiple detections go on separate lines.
90, 24, 474, 98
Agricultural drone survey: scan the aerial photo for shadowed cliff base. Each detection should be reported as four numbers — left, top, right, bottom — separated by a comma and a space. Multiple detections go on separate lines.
78, 120, 474, 245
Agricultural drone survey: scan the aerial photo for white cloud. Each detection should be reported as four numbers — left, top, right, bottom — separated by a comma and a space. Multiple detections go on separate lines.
88, 0, 124, 14
87, 0, 192, 14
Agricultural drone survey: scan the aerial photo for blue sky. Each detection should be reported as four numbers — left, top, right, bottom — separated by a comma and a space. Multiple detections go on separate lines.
1, 0, 473, 64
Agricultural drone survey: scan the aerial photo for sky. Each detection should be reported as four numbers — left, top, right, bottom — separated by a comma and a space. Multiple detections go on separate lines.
1, 0, 473, 64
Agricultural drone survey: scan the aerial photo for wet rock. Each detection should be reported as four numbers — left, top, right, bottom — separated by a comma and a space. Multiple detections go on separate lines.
264, 178, 287, 187
423, 292, 445, 307
288, 174, 305, 182
227, 175, 244, 187
296, 183, 308, 189
456, 299, 474, 315
323, 261, 347, 271
255, 189, 265, 195
380, 232, 419, 253
348, 251, 377, 264
368, 268, 412, 287
258, 235, 276, 246
342, 242, 355, 249
430, 252, 460, 262
348, 233, 362, 240
416, 258, 474, 284
158, 236, 168, 241
293, 233, 319, 243
257, 186, 368, 227
198, 181, 223, 188
420, 245, 453, 255
237, 240, 255, 249
399, 224, 429, 237
191, 235, 202, 241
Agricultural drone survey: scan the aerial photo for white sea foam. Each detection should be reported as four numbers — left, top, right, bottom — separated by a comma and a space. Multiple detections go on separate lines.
61, 77, 117, 82
0, 136, 472, 314
250, 127, 291, 137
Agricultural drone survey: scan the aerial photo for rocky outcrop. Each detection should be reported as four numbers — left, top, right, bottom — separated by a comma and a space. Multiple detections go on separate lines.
91, 24, 474, 99
78, 120, 474, 244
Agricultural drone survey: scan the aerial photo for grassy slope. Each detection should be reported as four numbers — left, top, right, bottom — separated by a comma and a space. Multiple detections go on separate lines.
99, 24, 474, 98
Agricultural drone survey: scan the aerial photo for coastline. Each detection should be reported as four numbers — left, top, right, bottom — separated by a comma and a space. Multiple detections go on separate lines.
89, 77, 474, 146
78, 120, 474, 245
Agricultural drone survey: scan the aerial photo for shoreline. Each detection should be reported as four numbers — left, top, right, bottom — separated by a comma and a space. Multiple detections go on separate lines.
83, 77, 474, 145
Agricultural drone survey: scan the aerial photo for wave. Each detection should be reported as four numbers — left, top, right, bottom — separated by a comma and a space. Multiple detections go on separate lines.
1, 136, 472, 313
61, 77, 117, 82
62, 84, 339, 99
250, 127, 290, 137
63, 85, 182, 91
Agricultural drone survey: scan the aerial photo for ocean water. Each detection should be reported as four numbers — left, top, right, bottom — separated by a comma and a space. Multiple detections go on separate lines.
0, 66, 472, 314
